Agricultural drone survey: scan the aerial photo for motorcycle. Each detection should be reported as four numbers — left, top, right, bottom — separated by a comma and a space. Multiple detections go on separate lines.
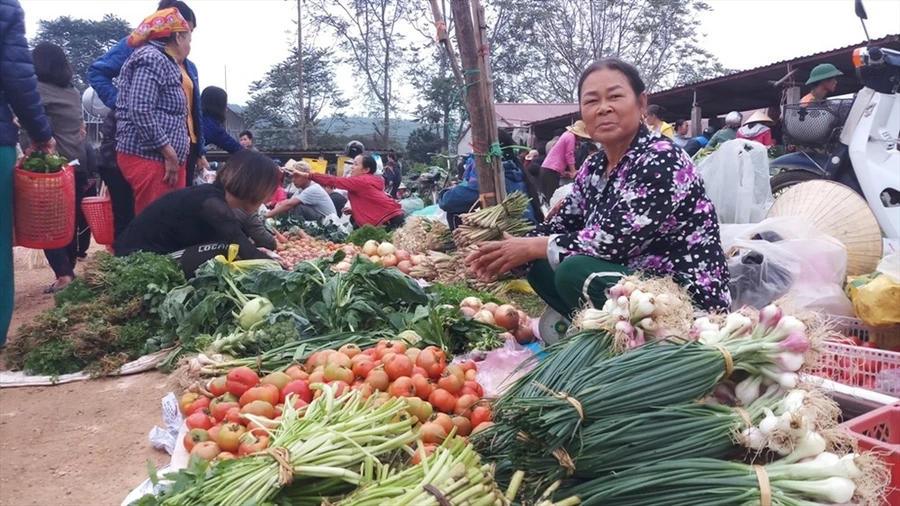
768, 0, 899, 239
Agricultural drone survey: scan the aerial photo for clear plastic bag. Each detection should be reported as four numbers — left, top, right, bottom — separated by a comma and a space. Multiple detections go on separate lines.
697, 139, 774, 224
400, 196, 425, 215
721, 216, 853, 315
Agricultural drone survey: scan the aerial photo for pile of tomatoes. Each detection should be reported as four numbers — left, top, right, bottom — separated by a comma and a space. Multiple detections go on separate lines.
274, 234, 357, 269
177, 340, 493, 463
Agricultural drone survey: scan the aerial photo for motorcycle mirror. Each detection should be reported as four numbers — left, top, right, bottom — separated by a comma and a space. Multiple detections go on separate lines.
854, 0, 868, 20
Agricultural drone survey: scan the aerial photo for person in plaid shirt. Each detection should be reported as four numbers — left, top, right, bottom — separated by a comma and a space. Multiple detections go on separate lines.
115, 6, 192, 214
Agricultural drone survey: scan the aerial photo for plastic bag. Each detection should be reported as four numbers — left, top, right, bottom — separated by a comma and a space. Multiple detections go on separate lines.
697, 139, 774, 224
845, 252, 900, 327
877, 251, 900, 283
721, 216, 853, 315
214, 243, 282, 274
148, 392, 182, 455
400, 196, 425, 215
549, 183, 573, 211
473, 339, 535, 397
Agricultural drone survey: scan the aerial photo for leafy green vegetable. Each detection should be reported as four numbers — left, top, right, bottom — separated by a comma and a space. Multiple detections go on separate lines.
427, 282, 503, 307
272, 215, 349, 243
20, 150, 68, 173
345, 225, 391, 247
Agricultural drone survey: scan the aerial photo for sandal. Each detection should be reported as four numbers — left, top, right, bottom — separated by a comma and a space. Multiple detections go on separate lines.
43, 276, 75, 294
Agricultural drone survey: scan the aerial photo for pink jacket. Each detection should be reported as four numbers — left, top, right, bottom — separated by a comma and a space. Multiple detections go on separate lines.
542, 131, 576, 174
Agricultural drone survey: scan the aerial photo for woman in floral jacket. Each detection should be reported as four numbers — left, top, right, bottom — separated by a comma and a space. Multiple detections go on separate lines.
467, 58, 730, 315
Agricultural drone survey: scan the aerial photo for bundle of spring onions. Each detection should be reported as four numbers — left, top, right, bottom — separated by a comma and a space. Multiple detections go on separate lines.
140, 385, 418, 506
331, 438, 512, 506
501, 307, 823, 450
571, 275, 694, 350
453, 192, 534, 247
555, 453, 890, 506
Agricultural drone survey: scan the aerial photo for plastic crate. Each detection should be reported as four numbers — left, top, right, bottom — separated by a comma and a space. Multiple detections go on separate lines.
812, 342, 900, 396
830, 314, 900, 350
841, 403, 900, 505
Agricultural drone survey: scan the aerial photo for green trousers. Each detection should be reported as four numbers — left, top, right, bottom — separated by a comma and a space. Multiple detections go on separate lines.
526, 256, 632, 318
1, 146, 15, 346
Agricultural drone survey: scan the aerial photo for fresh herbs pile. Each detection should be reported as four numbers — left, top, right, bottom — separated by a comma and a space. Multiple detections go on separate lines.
345, 225, 391, 247
19, 151, 68, 174
6, 252, 185, 377
270, 215, 348, 244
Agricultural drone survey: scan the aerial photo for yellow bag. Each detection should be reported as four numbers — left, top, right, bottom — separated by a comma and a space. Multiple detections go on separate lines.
847, 273, 900, 327
215, 244, 281, 275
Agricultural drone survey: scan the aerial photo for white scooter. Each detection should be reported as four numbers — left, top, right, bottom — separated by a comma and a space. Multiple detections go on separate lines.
768, 0, 900, 239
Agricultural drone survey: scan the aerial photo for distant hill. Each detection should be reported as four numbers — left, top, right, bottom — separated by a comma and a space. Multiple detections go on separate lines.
317, 116, 421, 143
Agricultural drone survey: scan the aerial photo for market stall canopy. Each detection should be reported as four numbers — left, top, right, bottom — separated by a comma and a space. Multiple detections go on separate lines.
649, 35, 900, 118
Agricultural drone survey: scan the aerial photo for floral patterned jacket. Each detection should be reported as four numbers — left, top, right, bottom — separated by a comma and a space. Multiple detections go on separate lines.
535, 125, 731, 311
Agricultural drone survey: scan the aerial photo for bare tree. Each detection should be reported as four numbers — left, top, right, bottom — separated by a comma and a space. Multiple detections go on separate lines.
308, 0, 412, 148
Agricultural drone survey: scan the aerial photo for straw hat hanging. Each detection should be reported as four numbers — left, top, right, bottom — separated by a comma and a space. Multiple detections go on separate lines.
766, 180, 882, 276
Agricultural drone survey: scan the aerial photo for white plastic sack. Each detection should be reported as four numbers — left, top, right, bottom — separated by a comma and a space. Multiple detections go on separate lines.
697, 139, 774, 224
549, 183, 573, 211
721, 216, 853, 315
877, 251, 900, 283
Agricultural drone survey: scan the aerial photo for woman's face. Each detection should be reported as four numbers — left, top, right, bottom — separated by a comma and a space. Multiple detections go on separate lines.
579, 68, 646, 146
351, 155, 366, 177
170, 29, 193, 61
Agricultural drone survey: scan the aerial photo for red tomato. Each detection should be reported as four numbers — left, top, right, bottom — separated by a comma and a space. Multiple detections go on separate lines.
458, 361, 477, 373
411, 374, 434, 400
429, 413, 455, 434
224, 407, 243, 424
191, 441, 220, 461
241, 400, 275, 419
281, 379, 312, 404
454, 394, 480, 416
450, 416, 472, 437
351, 359, 377, 379
384, 340, 407, 355
260, 372, 292, 391
406, 348, 421, 364
207, 424, 221, 442
419, 422, 447, 444
860, 341, 880, 349
416, 347, 447, 379
185, 412, 214, 431
464, 380, 484, 397
390, 377, 417, 398
226, 367, 260, 397
338, 343, 361, 358
178, 392, 201, 415
365, 370, 390, 392
437, 372, 463, 394
208, 377, 228, 397
329, 380, 351, 397
411, 366, 427, 377
428, 389, 457, 413
238, 435, 269, 456
410, 444, 437, 465
384, 354, 414, 381
285, 365, 308, 381
240, 385, 280, 407
216, 423, 246, 453
470, 406, 492, 427
183, 396, 211, 417
183, 428, 209, 452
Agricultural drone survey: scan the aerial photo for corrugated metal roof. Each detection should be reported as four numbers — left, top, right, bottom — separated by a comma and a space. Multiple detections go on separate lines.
653, 34, 900, 96
494, 103, 579, 127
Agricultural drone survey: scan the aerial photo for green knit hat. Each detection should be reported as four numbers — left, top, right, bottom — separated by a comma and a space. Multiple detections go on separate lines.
806, 63, 844, 85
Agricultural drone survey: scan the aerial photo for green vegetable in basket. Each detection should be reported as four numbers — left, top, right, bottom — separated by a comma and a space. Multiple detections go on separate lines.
20, 151, 68, 174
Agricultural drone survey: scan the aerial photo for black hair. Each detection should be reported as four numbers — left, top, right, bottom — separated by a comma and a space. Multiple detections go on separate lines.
32, 42, 73, 88
674, 119, 688, 130
497, 129, 519, 164
216, 150, 279, 205
646, 104, 665, 119
158, 0, 197, 26
201, 86, 228, 125
359, 154, 378, 174
577, 58, 646, 101
702, 126, 717, 138
239, 130, 253, 140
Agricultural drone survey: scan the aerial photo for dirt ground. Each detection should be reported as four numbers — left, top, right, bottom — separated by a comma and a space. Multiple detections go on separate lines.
0, 249, 169, 506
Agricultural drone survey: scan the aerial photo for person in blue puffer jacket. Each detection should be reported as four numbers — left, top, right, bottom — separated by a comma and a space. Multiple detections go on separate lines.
439, 130, 542, 231
1, 0, 55, 346
87, 1, 205, 234
200, 86, 243, 155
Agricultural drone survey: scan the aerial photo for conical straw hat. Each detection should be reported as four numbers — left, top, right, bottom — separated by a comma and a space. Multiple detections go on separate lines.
767, 180, 882, 276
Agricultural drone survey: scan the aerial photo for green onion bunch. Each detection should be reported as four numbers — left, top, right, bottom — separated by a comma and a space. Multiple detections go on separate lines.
556, 453, 889, 506
453, 192, 534, 247
331, 438, 511, 506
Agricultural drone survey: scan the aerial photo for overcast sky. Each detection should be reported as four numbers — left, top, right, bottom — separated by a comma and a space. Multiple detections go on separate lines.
18, 0, 900, 114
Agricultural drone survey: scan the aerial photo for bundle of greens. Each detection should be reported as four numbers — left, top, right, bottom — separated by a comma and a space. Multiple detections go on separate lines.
134, 386, 419, 506
271, 215, 348, 243
19, 150, 68, 173
345, 225, 391, 247
405, 304, 505, 355
6, 252, 185, 376
453, 192, 534, 247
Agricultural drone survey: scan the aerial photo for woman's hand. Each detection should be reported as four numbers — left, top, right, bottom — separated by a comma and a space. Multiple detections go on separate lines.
466, 235, 549, 282
161, 145, 179, 187
198, 156, 210, 171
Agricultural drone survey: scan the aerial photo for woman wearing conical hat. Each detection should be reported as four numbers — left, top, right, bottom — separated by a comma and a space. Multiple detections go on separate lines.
737, 110, 775, 147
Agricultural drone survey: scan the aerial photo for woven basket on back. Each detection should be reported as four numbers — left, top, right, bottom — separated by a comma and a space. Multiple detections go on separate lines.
766, 180, 882, 276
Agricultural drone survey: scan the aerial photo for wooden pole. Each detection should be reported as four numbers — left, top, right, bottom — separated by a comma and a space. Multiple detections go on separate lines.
471, 0, 505, 200
428, 0, 464, 87
297, 0, 308, 149
449, 0, 500, 206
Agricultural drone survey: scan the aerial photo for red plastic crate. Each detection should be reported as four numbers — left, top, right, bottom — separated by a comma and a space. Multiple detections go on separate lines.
812, 342, 900, 396
841, 403, 900, 505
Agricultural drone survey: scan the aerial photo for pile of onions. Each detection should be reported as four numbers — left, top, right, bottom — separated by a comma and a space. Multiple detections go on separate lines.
357, 242, 424, 274
458, 298, 535, 345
